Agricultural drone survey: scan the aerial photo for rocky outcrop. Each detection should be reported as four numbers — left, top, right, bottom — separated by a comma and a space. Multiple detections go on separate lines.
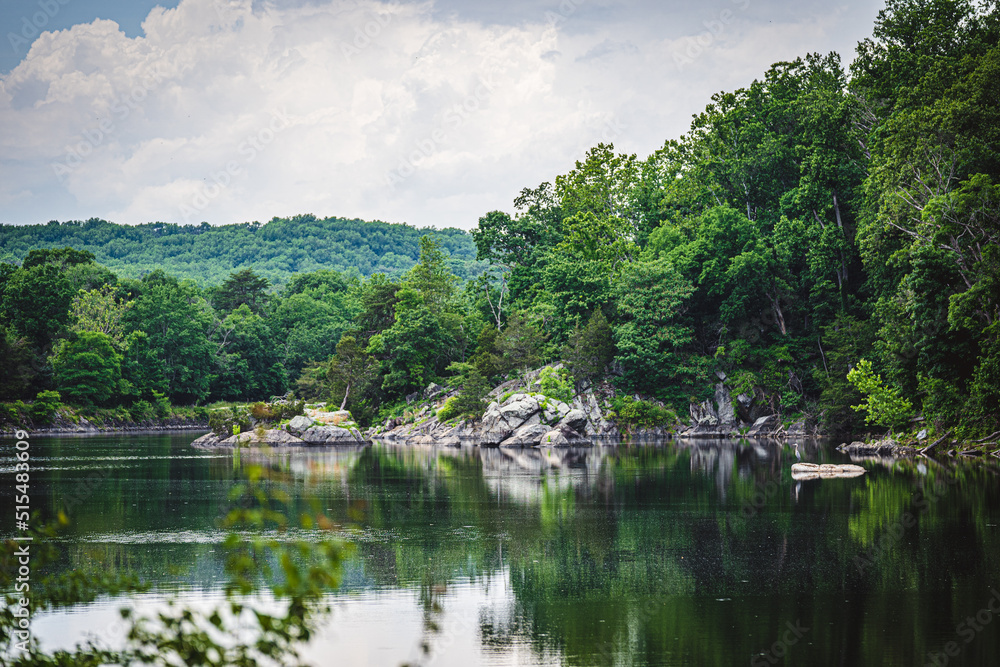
479, 393, 592, 446
500, 423, 552, 447
680, 382, 742, 437
786, 417, 819, 438
192, 409, 366, 448
374, 381, 617, 447
746, 414, 782, 437
299, 425, 365, 445
538, 423, 589, 446
836, 439, 918, 457
222, 429, 306, 447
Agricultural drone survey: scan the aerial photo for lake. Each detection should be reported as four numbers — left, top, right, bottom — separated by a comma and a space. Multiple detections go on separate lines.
3, 433, 1000, 666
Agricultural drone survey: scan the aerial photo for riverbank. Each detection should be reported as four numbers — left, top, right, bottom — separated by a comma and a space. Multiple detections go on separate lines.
1, 405, 208, 437
839, 433, 1000, 459
2, 418, 209, 437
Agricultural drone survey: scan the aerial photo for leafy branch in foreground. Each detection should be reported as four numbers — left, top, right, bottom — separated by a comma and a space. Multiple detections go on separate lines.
1, 464, 348, 666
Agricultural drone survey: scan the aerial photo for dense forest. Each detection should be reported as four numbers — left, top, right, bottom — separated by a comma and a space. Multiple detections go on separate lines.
1, 0, 997, 440
0, 215, 485, 285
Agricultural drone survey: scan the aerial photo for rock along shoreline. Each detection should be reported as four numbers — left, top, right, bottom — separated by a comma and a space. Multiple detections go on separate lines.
190, 368, 825, 450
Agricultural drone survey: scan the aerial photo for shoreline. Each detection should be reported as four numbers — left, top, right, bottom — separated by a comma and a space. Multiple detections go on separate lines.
1, 421, 209, 437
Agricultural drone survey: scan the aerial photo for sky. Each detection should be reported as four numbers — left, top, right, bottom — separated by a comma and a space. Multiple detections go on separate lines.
0, 0, 884, 230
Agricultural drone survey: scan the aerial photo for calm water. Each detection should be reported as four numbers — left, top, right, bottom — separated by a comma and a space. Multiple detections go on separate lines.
3, 433, 1000, 666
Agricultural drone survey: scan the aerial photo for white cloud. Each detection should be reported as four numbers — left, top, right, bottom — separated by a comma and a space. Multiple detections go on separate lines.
0, 0, 881, 229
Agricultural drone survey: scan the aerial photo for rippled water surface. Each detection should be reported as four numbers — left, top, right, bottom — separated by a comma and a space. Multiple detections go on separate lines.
3, 433, 1000, 666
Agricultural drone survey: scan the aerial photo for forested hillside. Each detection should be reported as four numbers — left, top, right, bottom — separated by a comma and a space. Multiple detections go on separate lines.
1, 0, 997, 442
0, 215, 485, 285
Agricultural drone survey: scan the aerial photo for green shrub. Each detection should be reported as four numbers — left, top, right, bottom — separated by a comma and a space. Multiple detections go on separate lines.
209, 406, 252, 438
611, 395, 676, 428
437, 397, 461, 421
0, 402, 24, 425
438, 369, 490, 422
130, 400, 155, 422
152, 390, 171, 419
250, 402, 276, 420
273, 399, 305, 421
539, 367, 575, 403
29, 390, 63, 424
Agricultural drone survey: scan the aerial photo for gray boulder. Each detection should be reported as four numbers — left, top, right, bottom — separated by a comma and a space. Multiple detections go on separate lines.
480, 394, 544, 445
499, 394, 541, 424
542, 399, 572, 425
690, 383, 738, 428
786, 417, 817, 438
300, 425, 365, 445
747, 414, 781, 437
499, 423, 552, 447
480, 401, 515, 445
423, 382, 445, 399
690, 398, 719, 427
220, 429, 305, 447
192, 432, 223, 448
559, 409, 588, 433
286, 415, 315, 434
539, 424, 588, 447
714, 383, 737, 425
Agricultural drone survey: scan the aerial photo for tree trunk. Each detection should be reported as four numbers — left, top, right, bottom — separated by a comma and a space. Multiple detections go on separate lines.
769, 294, 788, 335
339, 383, 350, 411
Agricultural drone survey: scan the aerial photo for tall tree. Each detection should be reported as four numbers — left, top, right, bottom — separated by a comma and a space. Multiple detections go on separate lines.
212, 268, 271, 314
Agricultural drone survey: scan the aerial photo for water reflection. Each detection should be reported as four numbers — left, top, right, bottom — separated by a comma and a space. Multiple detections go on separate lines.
3, 435, 1000, 666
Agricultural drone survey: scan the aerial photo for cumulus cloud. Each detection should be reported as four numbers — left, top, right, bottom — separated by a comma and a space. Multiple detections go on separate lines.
0, 0, 880, 229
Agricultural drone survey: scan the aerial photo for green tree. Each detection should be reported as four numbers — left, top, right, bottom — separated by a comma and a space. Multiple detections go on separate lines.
563, 308, 615, 383
353, 274, 400, 341
491, 312, 548, 377
212, 268, 271, 314
123, 271, 216, 403
212, 304, 286, 401
847, 359, 914, 431
0, 262, 74, 350
612, 258, 695, 397
119, 330, 167, 402
439, 362, 491, 421
555, 143, 641, 274
326, 335, 379, 411
379, 288, 454, 397
406, 235, 459, 315
70, 283, 134, 345
0, 325, 34, 400
51, 331, 123, 407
